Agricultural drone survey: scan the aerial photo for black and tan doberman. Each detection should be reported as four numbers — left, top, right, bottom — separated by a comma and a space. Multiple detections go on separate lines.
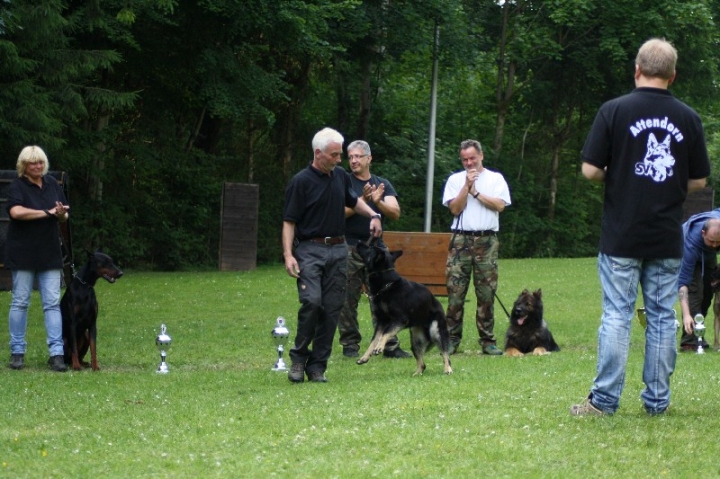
61, 251, 123, 371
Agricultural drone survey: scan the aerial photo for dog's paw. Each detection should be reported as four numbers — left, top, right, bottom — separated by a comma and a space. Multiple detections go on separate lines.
444, 367, 453, 375
356, 357, 369, 365
504, 348, 524, 357
532, 347, 549, 356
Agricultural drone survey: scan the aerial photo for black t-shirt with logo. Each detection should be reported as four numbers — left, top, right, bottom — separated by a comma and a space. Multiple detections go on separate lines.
582, 87, 711, 258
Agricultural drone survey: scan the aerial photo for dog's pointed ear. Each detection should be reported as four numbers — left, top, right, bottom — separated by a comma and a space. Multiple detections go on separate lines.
534, 289, 542, 299
390, 250, 403, 261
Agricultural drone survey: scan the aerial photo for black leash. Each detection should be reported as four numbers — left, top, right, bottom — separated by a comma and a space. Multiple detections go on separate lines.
494, 290, 511, 319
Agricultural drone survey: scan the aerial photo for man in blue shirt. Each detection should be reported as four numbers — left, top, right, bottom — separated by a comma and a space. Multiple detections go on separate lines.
678, 209, 720, 351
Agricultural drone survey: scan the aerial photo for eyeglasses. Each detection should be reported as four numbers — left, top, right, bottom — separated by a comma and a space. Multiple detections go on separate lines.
347, 154, 368, 160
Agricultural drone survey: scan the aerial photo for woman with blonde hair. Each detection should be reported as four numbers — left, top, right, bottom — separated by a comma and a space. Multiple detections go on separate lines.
6, 145, 69, 371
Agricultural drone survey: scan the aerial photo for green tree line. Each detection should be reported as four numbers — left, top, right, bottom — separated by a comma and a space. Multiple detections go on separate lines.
2, 0, 720, 269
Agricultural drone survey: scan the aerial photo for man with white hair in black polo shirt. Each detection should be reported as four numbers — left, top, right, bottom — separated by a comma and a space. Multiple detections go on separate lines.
282, 127, 382, 383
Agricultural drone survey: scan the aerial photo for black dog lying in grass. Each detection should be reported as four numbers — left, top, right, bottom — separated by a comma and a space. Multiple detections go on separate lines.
504, 288, 560, 357
61, 251, 123, 371
355, 241, 452, 376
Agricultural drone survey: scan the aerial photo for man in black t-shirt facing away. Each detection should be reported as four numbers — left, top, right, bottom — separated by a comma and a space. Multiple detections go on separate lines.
571, 38, 710, 417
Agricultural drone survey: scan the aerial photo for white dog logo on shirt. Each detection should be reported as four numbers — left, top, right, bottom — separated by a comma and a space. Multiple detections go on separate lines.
635, 133, 675, 182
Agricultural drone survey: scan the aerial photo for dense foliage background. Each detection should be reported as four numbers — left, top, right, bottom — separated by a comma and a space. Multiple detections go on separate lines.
2, 0, 720, 269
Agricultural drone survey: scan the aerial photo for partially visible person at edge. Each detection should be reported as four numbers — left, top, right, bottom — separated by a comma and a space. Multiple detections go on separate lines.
442, 139, 511, 356
336, 140, 410, 359
282, 128, 383, 383
678, 212, 720, 351
571, 38, 710, 417
6, 145, 70, 372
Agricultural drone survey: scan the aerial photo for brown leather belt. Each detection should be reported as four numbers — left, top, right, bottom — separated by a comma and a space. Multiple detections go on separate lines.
452, 230, 497, 237
304, 236, 346, 245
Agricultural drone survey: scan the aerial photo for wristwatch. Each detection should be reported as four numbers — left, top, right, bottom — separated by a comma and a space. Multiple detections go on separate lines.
371, 213, 381, 220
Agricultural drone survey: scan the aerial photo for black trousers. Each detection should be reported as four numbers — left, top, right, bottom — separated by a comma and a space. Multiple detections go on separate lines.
680, 257, 717, 347
289, 241, 348, 374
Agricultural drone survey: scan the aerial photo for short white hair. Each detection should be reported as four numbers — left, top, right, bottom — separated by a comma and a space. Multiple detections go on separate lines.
312, 127, 344, 152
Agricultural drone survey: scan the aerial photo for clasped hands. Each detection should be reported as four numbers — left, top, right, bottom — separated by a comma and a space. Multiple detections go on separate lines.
362, 183, 385, 205
50, 201, 69, 218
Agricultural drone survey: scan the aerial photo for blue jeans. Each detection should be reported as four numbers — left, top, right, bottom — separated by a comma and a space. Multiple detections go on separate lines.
590, 254, 680, 414
8, 269, 64, 356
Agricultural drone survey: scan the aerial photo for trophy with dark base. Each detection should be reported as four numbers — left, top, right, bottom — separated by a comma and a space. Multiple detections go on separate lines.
636, 307, 647, 328
272, 317, 290, 372
156, 323, 172, 373
694, 314, 706, 355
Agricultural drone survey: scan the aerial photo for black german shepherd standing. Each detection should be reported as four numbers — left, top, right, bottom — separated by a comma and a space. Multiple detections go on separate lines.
355, 241, 452, 376
504, 289, 560, 357
61, 251, 123, 370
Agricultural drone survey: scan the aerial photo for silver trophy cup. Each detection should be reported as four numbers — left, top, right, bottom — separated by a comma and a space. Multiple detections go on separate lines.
272, 317, 290, 372
694, 314, 706, 355
636, 308, 647, 328
156, 323, 172, 373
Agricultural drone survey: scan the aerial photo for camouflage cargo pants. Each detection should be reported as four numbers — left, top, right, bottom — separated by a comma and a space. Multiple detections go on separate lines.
445, 234, 499, 350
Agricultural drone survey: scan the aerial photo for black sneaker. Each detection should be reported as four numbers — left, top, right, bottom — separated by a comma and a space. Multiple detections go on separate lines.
288, 363, 305, 383
9, 354, 24, 370
383, 347, 412, 359
48, 355, 68, 372
343, 347, 359, 358
307, 370, 327, 383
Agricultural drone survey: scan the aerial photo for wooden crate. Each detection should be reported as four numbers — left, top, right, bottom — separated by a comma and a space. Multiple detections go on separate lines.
219, 182, 258, 271
682, 187, 714, 222
382, 232, 451, 296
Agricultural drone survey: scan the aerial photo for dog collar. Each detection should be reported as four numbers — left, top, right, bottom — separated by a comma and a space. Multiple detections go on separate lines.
368, 280, 397, 299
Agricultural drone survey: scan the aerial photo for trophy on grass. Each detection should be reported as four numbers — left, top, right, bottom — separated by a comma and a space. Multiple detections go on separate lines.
272, 317, 290, 372
156, 323, 172, 373
636, 308, 680, 331
694, 314, 706, 355
636, 307, 647, 329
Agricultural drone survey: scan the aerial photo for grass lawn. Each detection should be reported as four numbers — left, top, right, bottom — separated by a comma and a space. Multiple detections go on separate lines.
2, 257, 720, 478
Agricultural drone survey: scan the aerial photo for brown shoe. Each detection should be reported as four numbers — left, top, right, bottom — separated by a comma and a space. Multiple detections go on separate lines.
383, 347, 412, 359
48, 355, 68, 372
288, 363, 305, 383
9, 354, 24, 370
307, 370, 327, 383
570, 398, 605, 417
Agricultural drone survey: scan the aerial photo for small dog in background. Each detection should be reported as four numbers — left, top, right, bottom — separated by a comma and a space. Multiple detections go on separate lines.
504, 288, 560, 357
61, 251, 123, 371
355, 241, 452, 376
